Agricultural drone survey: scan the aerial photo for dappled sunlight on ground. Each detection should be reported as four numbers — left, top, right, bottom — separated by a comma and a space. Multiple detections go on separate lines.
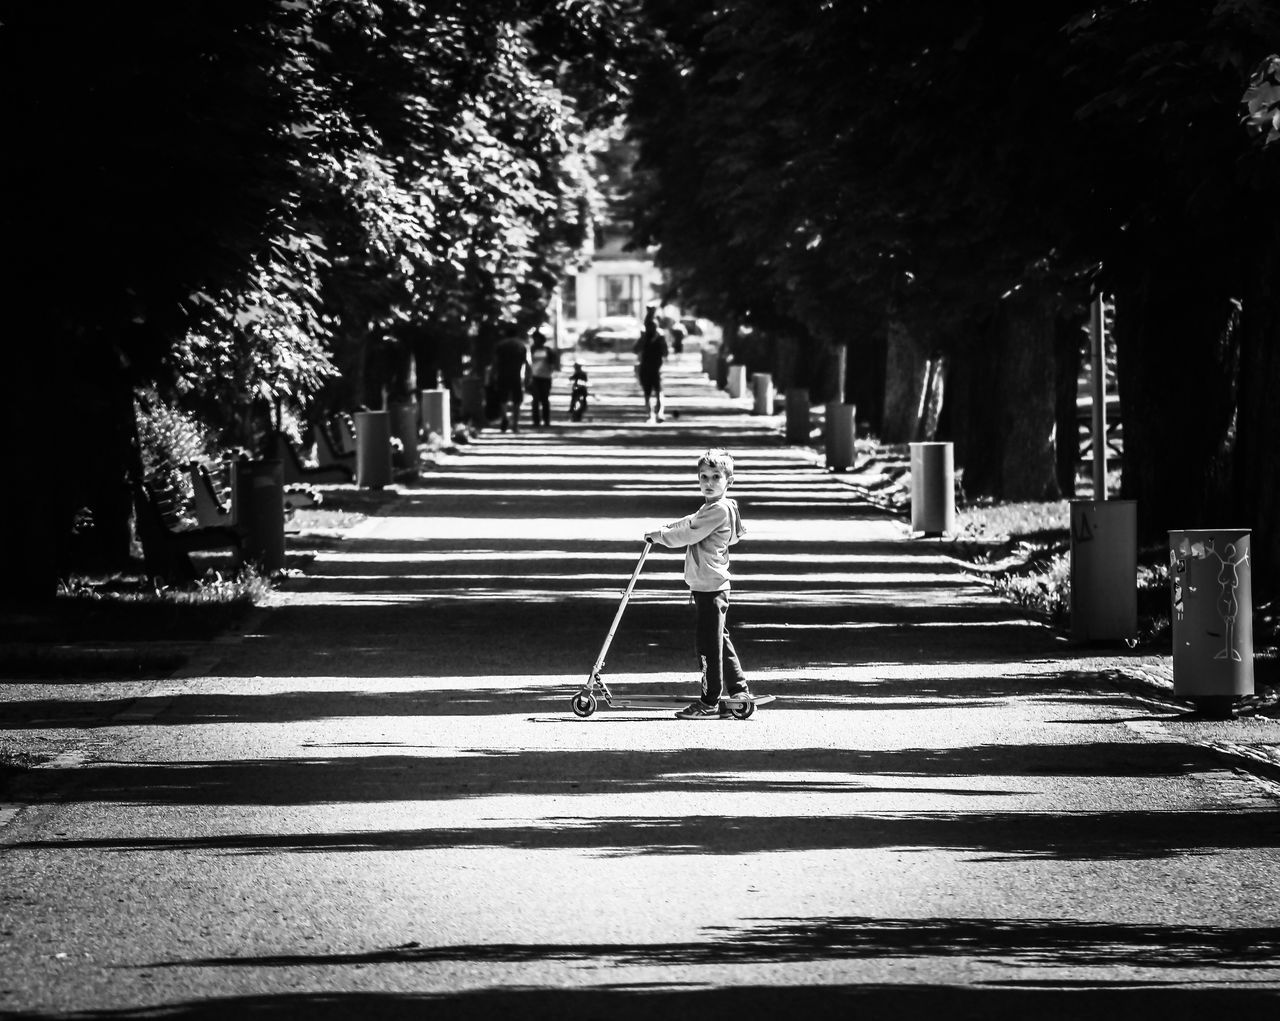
8, 354, 1280, 1014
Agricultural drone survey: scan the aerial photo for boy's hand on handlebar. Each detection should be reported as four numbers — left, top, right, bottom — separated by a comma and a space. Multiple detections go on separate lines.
644, 531, 661, 544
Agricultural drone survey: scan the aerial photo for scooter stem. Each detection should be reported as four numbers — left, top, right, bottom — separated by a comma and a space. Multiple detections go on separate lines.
591, 539, 653, 675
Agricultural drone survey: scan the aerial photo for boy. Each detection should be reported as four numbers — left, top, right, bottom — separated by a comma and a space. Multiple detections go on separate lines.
645, 448, 752, 718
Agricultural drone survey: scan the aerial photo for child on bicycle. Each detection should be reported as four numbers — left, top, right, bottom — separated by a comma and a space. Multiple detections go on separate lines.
645, 447, 752, 718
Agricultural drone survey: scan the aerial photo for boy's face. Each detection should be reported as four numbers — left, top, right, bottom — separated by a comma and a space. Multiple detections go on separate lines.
698, 463, 731, 500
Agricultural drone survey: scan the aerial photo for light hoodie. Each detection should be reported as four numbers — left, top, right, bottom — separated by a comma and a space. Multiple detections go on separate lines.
655, 496, 745, 592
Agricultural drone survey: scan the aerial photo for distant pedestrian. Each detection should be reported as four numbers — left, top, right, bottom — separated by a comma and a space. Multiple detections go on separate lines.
634, 305, 668, 422
569, 362, 589, 421
529, 332, 559, 428
669, 322, 686, 357
491, 331, 531, 432
644, 447, 752, 719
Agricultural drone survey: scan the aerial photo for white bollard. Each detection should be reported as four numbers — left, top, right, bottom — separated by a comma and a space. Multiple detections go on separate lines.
909, 441, 955, 535
420, 389, 451, 440
751, 373, 775, 415
726, 364, 747, 399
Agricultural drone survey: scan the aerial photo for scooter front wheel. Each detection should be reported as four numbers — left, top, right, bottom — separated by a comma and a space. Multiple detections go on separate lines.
571, 692, 597, 717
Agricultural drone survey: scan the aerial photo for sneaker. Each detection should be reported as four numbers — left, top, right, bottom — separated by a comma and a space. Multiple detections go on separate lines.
675, 701, 720, 719
719, 690, 752, 718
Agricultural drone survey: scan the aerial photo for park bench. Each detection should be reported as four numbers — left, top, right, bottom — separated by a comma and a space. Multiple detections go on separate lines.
131, 476, 243, 582
267, 430, 354, 485
331, 413, 357, 455
185, 461, 232, 528
315, 420, 357, 471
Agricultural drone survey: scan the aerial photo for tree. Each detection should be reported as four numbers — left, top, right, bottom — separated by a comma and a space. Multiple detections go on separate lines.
3, 2, 309, 597
628, 0, 1090, 469
1062, 1, 1280, 582
1, 0, 656, 598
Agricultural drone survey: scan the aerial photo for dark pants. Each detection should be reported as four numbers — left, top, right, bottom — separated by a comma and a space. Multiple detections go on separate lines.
693, 589, 747, 705
497, 382, 523, 430
530, 377, 552, 426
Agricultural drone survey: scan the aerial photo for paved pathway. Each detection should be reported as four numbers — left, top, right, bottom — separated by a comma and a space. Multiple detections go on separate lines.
2, 350, 1280, 1018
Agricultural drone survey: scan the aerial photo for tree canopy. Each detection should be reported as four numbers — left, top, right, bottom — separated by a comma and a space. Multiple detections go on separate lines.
1, 0, 655, 597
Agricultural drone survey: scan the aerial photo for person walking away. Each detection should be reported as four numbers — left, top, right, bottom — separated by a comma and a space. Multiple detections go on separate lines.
529, 332, 559, 428
644, 447, 752, 719
635, 305, 668, 422
491, 330, 531, 432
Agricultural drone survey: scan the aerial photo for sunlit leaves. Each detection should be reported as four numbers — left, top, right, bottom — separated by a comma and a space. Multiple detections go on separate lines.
1243, 53, 1280, 145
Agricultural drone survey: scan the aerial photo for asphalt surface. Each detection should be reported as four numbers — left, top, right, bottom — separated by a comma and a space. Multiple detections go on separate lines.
3, 350, 1280, 1019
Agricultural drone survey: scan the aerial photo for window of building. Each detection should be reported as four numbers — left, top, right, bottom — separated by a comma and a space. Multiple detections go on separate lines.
560, 274, 578, 320
599, 274, 642, 319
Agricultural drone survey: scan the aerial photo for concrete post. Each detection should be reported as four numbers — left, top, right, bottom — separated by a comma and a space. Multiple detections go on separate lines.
785, 389, 810, 445
751, 373, 775, 415
389, 402, 419, 470
355, 410, 392, 489
1070, 499, 1137, 642
825, 403, 856, 471
909, 441, 955, 535
232, 459, 285, 573
420, 389, 451, 441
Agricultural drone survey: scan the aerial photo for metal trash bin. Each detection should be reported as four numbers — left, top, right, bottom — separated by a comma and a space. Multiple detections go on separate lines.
231, 458, 285, 573
355, 410, 392, 489
785, 388, 810, 445
420, 389, 450, 440
825, 402, 856, 471
751, 372, 775, 415
909, 441, 955, 536
1169, 528, 1254, 714
1070, 500, 1137, 642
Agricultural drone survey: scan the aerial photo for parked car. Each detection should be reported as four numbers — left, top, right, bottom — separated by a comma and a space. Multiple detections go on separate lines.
579, 315, 641, 352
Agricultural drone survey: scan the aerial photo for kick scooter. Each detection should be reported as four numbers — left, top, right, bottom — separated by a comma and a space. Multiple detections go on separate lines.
569, 540, 775, 719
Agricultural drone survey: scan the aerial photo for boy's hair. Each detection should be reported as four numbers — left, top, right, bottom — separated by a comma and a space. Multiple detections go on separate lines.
698, 447, 734, 477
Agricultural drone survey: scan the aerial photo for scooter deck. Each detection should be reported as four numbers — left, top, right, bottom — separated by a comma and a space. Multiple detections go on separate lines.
720, 694, 775, 708
603, 694, 775, 711
570, 689, 776, 717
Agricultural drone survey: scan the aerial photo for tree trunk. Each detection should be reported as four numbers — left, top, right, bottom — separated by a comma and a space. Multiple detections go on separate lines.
1113, 252, 1237, 544
1231, 220, 1280, 596
808, 338, 841, 404
1053, 312, 1083, 498
946, 292, 1062, 501
2, 343, 80, 602
947, 316, 1000, 497
881, 318, 931, 443
998, 293, 1061, 501
2, 422, 75, 603
847, 326, 886, 433
914, 355, 947, 442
